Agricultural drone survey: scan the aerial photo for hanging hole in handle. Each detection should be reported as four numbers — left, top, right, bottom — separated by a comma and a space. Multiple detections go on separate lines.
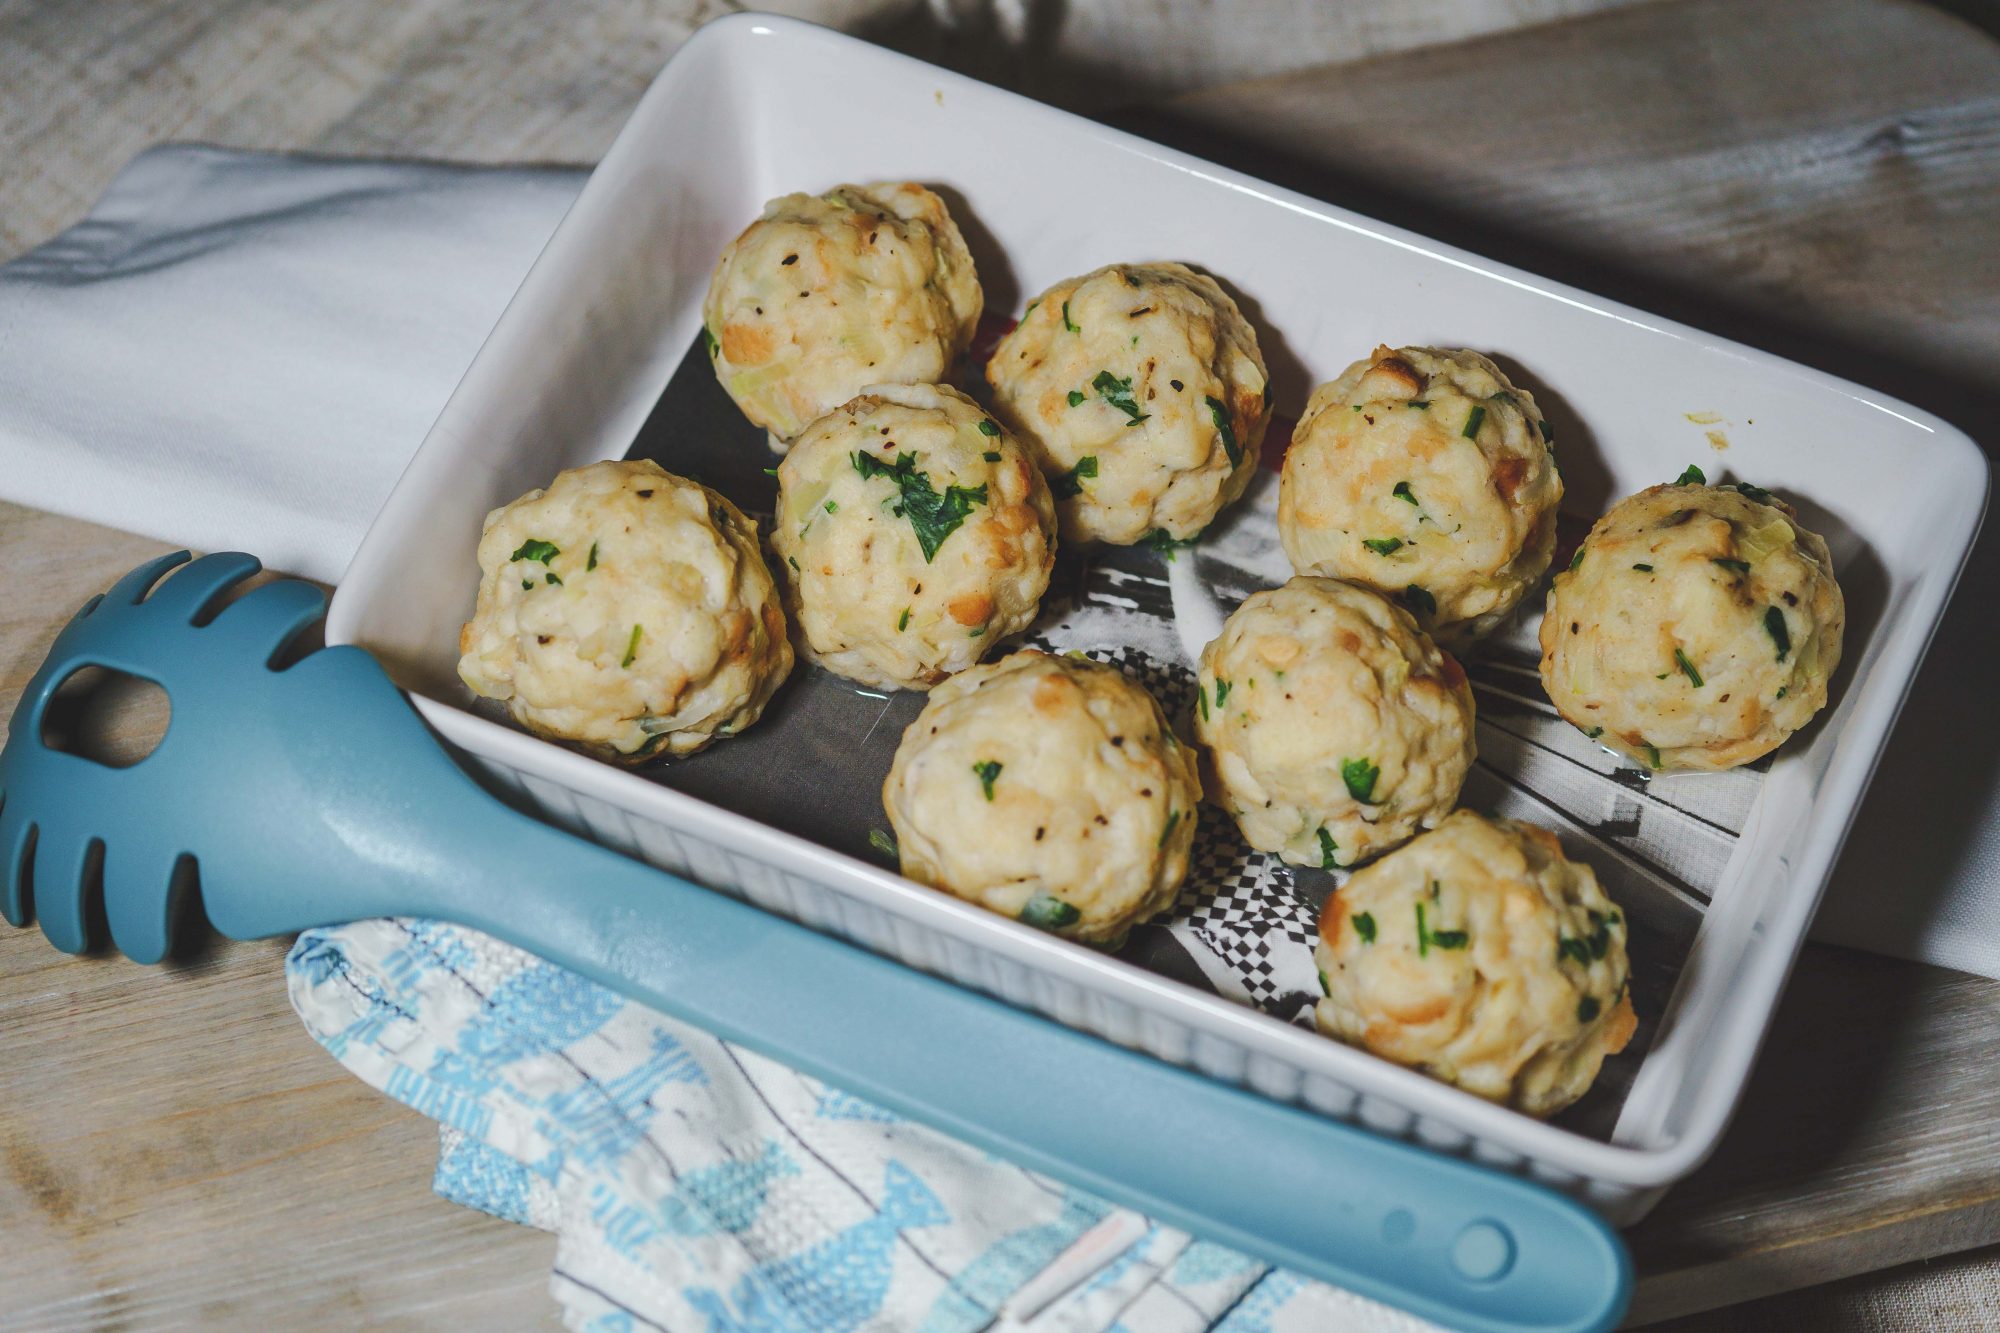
39, 667, 171, 768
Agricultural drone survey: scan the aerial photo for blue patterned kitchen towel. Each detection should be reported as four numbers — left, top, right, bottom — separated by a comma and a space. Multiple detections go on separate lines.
287, 917, 1434, 1332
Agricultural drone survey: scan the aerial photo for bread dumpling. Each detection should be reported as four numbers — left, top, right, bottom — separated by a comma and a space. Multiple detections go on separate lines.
458, 459, 791, 761
1195, 576, 1475, 869
1539, 475, 1844, 772
703, 182, 982, 444
883, 650, 1201, 946
1278, 345, 1561, 647
986, 262, 1269, 545
772, 383, 1057, 690
1315, 811, 1637, 1118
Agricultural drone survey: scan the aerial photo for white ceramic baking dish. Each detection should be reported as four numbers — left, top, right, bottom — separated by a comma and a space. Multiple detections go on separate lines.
326, 12, 1986, 1223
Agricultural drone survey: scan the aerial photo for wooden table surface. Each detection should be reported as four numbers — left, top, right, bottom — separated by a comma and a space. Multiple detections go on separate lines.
4, 0, 2000, 1328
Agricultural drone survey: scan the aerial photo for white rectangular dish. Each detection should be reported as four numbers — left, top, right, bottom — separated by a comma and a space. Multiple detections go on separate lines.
327, 13, 1986, 1223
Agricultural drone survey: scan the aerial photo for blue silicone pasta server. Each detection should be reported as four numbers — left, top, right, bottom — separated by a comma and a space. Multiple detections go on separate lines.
0, 552, 1631, 1333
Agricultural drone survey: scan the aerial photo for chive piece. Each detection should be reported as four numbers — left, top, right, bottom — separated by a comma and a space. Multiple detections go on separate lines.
1205, 396, 1242, 466
511, 538, 559, 564
1408, 399, 1430, 410
1197, 683, 1210, 721
1024, 299, 1039, 317
1587, 910, 1612, 959
1461, 405, 1487, 439
1093, 370, 1148, 425
1557, 936, 1592, 966
1430, 929, 1469, 950
1728, 481, 1776, 504
1765, 606, 1791, 661
852, 449, 989, 562
868, 828, 898, 858
1050, 456, 1097, 500
1585, 726, 1604, 738
1416, 902, 1430, 958
983, 451, 1002, 463
1067, 389, 1086, 407
1352, 405, 1364, 412
824, 499, 838, 513
703, 325, 720, 357
1021, 894, 1081, 929
1642, 743, 1662, 770
1362, 537, 1403, 556
1318, 968, 1333, 995
1317, 827, 1339, 870
1540, 417, 1555, 443
587, 541, 600, 571
1392, 481, 1418, 506
977, 418, 1001, 437
787, 556, 799, 571
1400, 584, 1437, 618
1674, 648, 1703, 687
1352, 911, 1377, 945
1341, 757, 1381, 804
545, 572, 562, 586
1777, 686, 1789, 699
1675, 463, 1707, 485
1577, 995, 1602, 1023
1158, 809, 1181, 849
1570, 547, 1585, 572
521, 579, 534, 590
762, 466, 779, 478
1632, 563, 1653, 573
968, 624, 986, 638
1062, 301, 1079, 333
897, 607, 911, 632
621, 624, 642, 668
973, 760, 1002, 801
1214, 679, 1232, 708
1711, 557, 1750, 573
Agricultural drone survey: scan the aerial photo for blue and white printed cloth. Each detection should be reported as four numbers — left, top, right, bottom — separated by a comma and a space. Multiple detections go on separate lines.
288, 917, 1430, 1332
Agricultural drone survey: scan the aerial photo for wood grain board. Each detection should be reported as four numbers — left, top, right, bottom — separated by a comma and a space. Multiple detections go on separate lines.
3, 0, 2000, 1326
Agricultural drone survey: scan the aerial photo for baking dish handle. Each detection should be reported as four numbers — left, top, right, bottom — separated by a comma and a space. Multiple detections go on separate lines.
430, 805, 1633, 1333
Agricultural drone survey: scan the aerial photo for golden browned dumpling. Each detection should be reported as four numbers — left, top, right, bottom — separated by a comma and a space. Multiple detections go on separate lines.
703, 182, 982, 444
1540, 476, 1845, 772
1315, 811, 1636, 1118
1278, 346, 1561, 647
457, 459, 791, 761
1195, 577, 1475, 869
882, 650, 1201, 945
985, 262, 1269, 545
771, 384, 1057, 690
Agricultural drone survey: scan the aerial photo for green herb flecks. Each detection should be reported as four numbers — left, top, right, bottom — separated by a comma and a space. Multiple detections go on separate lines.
1430, 928, 1469, 950
1362, 537, 1404, 556
973, 760, 1003, 801
868, 828, 898, 859
1676, 463, 1707, 485
621, 624, 642, 668
1392, 481, 1418, 506
1541, 417, 1556, 443
1408, 399, 1430, 410
763, 466, 780, 478
544, 572, 562, 586
1158, 809, 1181, 849
1205, 396, 1241, 466
851, 449, 989, 562
1765, 606, 1791, 661
1632, 563, 1653, 573
824, 499, 838, 514
983, 451, 1002, 463
1093, 370, 1148, 425
1674, 648, 1704, 688
511, 538, 560, 565
1557, 936, 1592, 966
1341, 757, 1381, 804
787, 555, 800, 571
703, 325, 720, 357
1352, 911, 1377, 945
1461, 405, 1487, 439
1585, 726, 1604, 738
587, 541, 600, 571
1197, 684, 1210, 721
977, 418, 1001, 437
1711, 557, 1750, 573
1061, 301, 1079, 333
1570, 547, 1586, 572
521, 579, 533, 590
1642, 742, 1663, 770
1141, 526, 1202, 560
1400, 584, 1437, 618
897, 607, 911, 632
1317, 827, 1339, 870
1727, 481, 1776, 505
1318, 968, 1333, 995
1066, 389, 1086, 408
1577, 995, 1602, 1023
1214, 679, 1232, 708
1021, 894, 1080, 930
1416, 902, 1430, 958
1051, 455, 1098, 500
